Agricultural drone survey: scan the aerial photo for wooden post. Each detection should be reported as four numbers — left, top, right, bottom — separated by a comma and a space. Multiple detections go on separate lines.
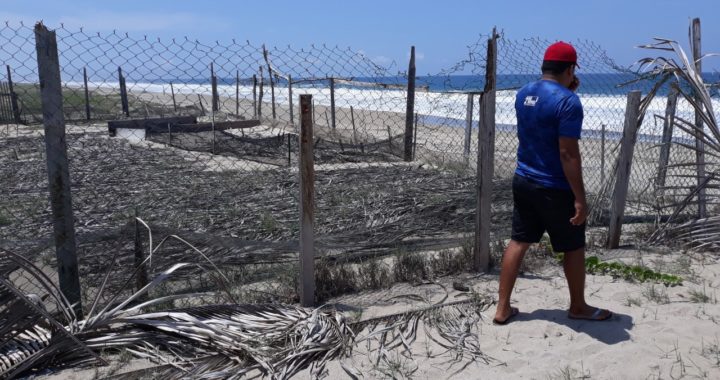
271, 74, 277, 120
413, 112, 419, 160
197, 94, 206, 116
607, 90, 642, 249
170, 82, 177, 113
325, 110, 330, 129
118, 67, 129, 117
211, 62, 219, 112
474, 29, 497, 273
387, 125, 393, 148
134, 208, 149, 294
329, 77, 336, 129
252, 74, 258, 118
263, 45, 276, 120
235, 70, 240, 116
298, 94, 315, 307
404, 46, 416, 161
288, 75, 294, 127
34, 23, 83, 316
600, 124, 606, 185
350, 105, 357, 142
258, 66, 264, 119
287, 133, 292, 167
655, 87, 678, 189
6, 65, 21, 124
692, 18, 706, 218
464, 93, 474, 161
0, 82, 11, 125
82, 67, 91, 121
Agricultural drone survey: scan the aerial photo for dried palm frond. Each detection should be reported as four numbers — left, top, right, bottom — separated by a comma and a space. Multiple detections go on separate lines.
631, 25, 720, 248
0, 249, 106, 378
2, 222, 499, 379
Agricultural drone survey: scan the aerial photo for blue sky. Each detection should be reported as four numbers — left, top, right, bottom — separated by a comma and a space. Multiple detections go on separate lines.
2, 0, 719, 73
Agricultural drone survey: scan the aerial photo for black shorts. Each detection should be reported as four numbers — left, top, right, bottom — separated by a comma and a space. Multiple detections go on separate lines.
511, 174, 585, 253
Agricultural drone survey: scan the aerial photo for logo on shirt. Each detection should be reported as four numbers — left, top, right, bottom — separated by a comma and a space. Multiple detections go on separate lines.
524, 96, 539, 106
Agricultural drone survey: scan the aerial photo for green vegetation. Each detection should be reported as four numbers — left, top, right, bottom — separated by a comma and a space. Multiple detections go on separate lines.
585, 256, 682, 286
13, 83, 131, 121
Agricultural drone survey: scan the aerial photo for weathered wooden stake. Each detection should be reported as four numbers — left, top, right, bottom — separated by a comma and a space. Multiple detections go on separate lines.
655, 87, 678, 189
350, 105, 357, 142
118, 67, 129, 117
692, 18, 706, 218
404, 46, 416, 161
252, 74, 258, 118
600, 124, 606, 186
34, 23, 83, 316
329, 77, 336, 129
6, 65, 21, 124
170, 82, 177, 113
474, 29, 497, 273
387, 125, 393, 148
413, 112, 419, 160
607, 90, 642, 249
263, 45, 276, 120
287, 133, 292, 167
288, 75, 294, 127
134, 208, 149, 295
235, 70, 240, 116
464, 93, 474, 161
298, 94, 315, 307
211, 62, 219, 112
271, 74, 277, 120
197, 94, 206, 116
82, 67, 91, 120
258, 66, 264, 119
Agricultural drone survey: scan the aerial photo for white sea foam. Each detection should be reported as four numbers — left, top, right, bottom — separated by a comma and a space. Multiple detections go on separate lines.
67, 80, 718, 142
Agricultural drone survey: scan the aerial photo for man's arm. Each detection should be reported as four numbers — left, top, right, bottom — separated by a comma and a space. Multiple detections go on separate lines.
559, 137, 587, 225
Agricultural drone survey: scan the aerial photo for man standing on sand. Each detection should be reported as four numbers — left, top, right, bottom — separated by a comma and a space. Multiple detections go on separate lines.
493, 41, 612, 325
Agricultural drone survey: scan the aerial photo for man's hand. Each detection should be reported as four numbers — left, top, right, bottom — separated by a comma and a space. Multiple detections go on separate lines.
570, 198, 588, 226
559, 137, 587, 226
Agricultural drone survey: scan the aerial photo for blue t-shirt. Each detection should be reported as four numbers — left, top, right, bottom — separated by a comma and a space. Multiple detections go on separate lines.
514, 80, 583, 189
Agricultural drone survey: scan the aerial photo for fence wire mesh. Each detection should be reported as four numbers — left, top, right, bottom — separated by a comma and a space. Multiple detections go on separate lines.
0, 21, 717, 314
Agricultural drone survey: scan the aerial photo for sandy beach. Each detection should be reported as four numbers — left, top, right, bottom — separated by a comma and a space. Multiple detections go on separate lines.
298, 243, 720, 380
39, 239, 720, 380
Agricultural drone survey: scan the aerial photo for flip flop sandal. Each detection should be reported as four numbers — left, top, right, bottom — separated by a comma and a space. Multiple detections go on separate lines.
493, 307, 519, 325
568, 307, 612, 321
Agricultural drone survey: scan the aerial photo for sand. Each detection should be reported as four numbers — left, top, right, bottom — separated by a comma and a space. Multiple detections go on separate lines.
39, 241, 720, 380
296, 244, 720, 380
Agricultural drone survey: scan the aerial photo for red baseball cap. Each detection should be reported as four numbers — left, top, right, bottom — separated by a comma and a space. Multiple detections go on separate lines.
544, 41, 579, 67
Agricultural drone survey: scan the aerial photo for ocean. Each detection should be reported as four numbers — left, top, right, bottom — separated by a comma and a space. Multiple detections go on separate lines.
71, 72, 719, 143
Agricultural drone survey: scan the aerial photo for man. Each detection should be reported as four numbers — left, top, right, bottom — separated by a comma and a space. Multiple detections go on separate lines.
493, 41, 612, 325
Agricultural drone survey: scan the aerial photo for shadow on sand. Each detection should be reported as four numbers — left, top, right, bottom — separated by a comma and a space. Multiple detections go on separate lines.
512, 309, 633, 345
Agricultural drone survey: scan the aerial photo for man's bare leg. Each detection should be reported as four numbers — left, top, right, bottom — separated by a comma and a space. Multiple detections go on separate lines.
494, 240, 531, 322
563, 247, 611, 319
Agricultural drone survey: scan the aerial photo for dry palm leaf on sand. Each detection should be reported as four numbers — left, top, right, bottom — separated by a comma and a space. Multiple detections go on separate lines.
1, 220, 496, 379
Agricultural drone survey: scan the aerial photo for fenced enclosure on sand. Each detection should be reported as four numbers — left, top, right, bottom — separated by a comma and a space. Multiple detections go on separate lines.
0, 20, 718, 368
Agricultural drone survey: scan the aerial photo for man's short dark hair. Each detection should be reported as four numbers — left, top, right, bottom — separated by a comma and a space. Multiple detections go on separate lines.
541, 60, 575, 75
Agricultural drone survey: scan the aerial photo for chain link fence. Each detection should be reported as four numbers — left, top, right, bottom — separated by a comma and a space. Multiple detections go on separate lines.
0, 21, 715, 315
